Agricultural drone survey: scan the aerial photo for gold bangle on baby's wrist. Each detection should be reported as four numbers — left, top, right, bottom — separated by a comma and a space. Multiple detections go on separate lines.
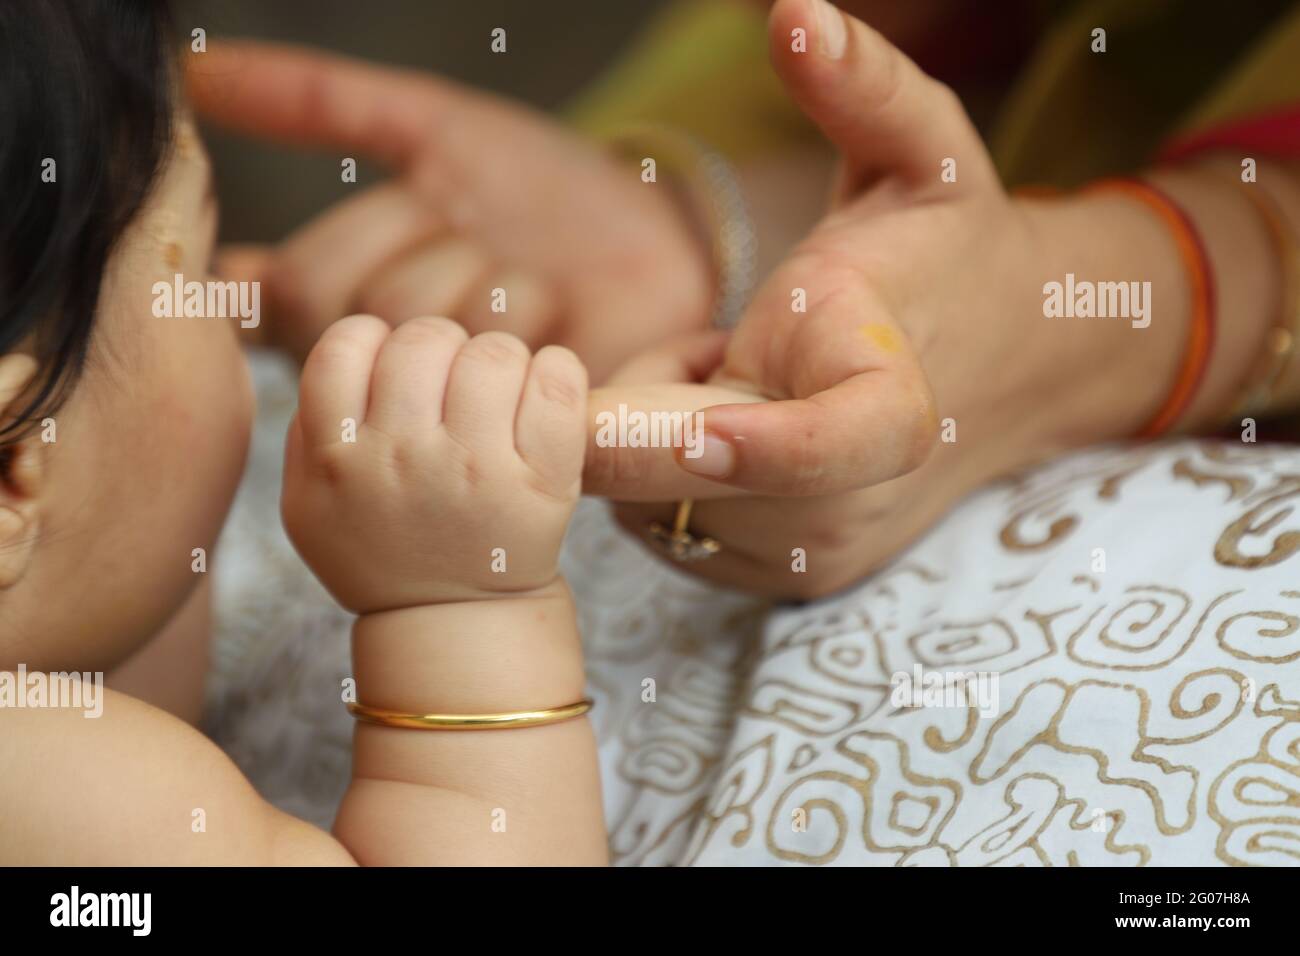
346, 698, 593, 731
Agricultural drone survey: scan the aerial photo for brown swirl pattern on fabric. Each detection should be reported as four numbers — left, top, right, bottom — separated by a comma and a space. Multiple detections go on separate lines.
208, 359, 1300, 865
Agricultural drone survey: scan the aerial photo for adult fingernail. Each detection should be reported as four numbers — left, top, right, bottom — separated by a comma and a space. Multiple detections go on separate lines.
678, 431, 735, 478
815, 0, 847, 59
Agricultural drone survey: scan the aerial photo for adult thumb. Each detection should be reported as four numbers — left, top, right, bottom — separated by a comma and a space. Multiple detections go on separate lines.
768, 0, 998, 198
583, 331, 767, 501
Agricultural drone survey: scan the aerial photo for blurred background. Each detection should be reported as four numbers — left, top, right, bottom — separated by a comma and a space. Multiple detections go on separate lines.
175, 0, 670, 242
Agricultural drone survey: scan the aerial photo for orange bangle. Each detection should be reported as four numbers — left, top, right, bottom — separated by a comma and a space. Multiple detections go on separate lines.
1083, 178, 1217, 438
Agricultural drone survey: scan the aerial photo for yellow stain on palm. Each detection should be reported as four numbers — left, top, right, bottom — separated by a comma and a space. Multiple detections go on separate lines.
860, 323, 903, 353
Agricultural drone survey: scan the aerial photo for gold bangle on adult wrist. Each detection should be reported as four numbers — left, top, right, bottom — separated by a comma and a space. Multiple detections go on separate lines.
599, 122, 757, 330
347, 697, 593, 731
1222, 176, 1300, 419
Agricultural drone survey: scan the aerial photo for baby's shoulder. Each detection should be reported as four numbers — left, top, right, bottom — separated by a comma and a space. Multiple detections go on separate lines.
0, 674, 260, 864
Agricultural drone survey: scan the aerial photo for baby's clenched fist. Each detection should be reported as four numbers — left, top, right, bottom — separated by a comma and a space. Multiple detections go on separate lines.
282, 315, 587, 613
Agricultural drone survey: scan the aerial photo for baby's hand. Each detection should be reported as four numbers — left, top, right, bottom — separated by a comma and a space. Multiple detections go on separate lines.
282, 315, 587, 613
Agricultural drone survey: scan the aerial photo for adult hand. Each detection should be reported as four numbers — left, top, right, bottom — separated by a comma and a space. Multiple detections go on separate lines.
584, 0, 1184, 598
188, 41, 714, 381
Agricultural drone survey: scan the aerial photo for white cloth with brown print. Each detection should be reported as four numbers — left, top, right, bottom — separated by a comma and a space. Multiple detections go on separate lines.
208, 351, 1300, 866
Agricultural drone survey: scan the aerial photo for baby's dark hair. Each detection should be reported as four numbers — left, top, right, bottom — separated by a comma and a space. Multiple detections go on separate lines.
0, 0, 175, 443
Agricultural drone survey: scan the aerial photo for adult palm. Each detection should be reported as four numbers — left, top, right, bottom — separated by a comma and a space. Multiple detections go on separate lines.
189, 41, 713, 380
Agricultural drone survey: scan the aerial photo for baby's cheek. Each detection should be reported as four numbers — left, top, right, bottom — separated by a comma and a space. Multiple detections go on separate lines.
161, 327, 255, 524
226, 338, 256, 442
204, 337, 255, 484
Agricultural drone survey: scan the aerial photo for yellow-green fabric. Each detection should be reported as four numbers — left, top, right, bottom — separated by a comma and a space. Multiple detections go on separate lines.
566, 0, 1300, 184
992, 0, 1300, 187
565, 0, 816, 159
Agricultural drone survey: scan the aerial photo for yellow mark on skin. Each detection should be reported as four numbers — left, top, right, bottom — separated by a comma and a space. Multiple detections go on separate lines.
163, 242, 183, 270
861, 323, 903, 353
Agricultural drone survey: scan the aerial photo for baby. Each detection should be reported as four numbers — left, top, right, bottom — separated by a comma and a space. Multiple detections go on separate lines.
0, 1, 604, 865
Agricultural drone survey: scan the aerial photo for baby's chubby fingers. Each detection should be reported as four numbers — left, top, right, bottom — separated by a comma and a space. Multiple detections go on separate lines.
515, 346, 588, 494
442, 331, 532, 452
286, 316, 593, 612
297, 313, 391, 448
365, 316, 467, 434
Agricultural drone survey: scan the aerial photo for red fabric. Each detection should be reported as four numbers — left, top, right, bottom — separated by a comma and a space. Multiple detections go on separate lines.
1160, 105, 1300, 163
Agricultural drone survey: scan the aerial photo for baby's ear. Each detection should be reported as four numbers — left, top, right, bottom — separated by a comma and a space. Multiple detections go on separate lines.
0, 354, 44, 588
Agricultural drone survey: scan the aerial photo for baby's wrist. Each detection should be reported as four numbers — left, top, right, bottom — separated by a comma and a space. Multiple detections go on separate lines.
350, 578, 585, 717
358, 561, 566, 615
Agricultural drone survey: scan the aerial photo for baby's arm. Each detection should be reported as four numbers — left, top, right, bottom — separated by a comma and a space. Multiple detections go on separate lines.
335, 582, 602, 864
0, 588, 595, 865
0, 688, 354, 865
2, 315, 601, 866
281, 315, 606, 865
